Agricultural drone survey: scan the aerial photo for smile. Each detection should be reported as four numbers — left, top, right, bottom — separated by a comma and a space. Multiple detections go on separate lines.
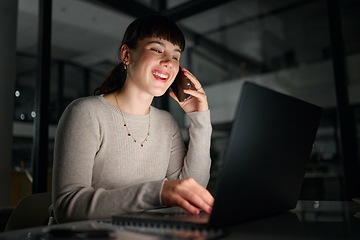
152, 71, 169, 81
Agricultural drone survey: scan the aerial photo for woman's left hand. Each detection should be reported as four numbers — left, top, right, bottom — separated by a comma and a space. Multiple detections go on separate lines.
169, 68, 209, 113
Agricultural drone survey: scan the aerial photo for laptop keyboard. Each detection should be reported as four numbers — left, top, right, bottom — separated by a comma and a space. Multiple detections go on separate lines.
123, 226, 224, 240
100, 220, 225, 239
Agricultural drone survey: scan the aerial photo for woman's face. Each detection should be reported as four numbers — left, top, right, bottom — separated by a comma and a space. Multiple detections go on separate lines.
123, 37, 182, 97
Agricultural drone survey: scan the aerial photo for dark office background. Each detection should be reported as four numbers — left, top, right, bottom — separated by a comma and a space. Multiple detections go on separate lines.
1, 0, 360, 206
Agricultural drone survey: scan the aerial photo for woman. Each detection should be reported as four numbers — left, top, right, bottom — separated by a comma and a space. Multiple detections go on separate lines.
52, 15, 213, 223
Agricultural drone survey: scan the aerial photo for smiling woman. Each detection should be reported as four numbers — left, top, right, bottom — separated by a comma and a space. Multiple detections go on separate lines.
51, 15, 213, 223
94, 15, 185, 96
117, 37, 182, 101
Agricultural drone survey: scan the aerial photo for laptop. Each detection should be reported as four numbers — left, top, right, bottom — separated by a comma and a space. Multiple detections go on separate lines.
112, 81, 323, 230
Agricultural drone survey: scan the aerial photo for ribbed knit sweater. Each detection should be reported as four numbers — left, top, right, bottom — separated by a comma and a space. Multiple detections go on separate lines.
52, 95, 212, 223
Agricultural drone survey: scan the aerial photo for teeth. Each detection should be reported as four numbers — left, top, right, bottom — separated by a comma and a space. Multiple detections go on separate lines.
153, 72, 168, 79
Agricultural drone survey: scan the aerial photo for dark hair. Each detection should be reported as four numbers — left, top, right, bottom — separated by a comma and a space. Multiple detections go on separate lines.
94, 15, 185, 95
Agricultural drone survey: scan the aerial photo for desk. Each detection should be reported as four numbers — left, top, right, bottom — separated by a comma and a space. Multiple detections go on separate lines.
0, 201, 359, 240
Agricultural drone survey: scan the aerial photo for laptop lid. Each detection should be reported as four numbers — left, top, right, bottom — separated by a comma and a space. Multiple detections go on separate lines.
208, 82, 323, 227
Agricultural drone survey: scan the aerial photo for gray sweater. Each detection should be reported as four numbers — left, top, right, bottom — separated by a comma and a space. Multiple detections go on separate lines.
52, 95, 212, 223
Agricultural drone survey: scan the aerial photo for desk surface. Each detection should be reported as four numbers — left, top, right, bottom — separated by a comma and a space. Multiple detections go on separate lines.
0, 201, 359, 240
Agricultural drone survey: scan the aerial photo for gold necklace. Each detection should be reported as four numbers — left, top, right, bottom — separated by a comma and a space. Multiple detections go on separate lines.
113, 92, 150, 147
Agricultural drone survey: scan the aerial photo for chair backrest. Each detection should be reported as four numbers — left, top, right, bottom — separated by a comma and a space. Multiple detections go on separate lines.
5, 192, 52, 231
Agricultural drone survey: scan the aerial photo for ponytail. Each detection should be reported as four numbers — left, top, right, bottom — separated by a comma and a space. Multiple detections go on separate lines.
94, 62, 126, 95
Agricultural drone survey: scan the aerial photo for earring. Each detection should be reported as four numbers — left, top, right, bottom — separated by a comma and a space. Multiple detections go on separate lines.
123, 64, 127, 70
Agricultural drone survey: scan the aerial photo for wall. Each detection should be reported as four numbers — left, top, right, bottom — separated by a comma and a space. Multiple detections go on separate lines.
204, 53, 360, 125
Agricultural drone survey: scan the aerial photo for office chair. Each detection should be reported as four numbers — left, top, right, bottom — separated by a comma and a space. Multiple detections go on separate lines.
5, 192, 52, 231
0, 207, 14, 232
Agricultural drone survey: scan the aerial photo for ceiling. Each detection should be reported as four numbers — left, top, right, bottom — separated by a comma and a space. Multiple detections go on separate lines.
16, 0, 360, 87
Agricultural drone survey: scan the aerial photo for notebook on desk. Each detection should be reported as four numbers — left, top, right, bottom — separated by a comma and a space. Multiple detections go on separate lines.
112, 82, 323, 230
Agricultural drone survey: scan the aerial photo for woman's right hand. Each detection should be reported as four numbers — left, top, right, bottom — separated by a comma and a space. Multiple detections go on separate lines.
169, 68, 209, 113
161, 178, 214, 215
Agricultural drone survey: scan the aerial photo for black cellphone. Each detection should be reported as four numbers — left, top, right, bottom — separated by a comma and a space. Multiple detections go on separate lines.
170, 67, 192, 102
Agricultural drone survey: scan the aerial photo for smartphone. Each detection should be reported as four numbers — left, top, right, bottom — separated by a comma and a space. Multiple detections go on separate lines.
170, 67, 192, 102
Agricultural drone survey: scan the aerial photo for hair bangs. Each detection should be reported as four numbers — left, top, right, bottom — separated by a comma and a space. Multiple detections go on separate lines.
123, 15, 185, 51
147, 20, 185, 51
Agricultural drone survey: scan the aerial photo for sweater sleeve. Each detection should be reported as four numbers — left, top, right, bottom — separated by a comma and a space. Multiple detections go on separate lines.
166, 110, 212, 187
52, 100, 164, 223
